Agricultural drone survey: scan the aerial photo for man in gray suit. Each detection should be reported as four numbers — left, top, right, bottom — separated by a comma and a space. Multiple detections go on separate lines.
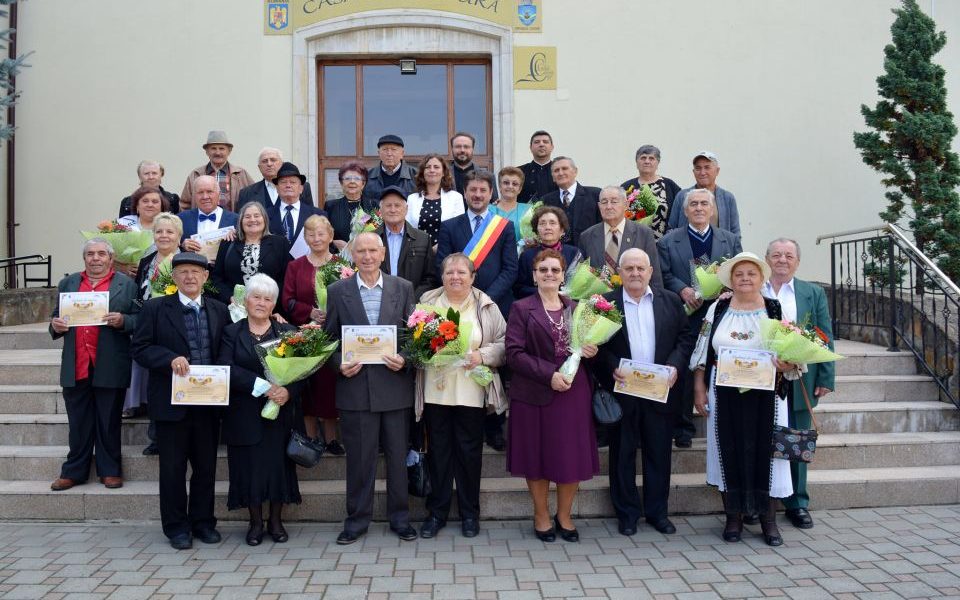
578, 185, 663, 288
668, 151, 741, 240
324, 232, 418, 544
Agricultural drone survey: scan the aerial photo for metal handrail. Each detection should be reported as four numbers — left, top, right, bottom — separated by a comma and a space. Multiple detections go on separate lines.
0, 254, 53, 288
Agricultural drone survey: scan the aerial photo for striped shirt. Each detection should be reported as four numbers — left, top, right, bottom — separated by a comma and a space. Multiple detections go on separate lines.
357, 272, 384, 325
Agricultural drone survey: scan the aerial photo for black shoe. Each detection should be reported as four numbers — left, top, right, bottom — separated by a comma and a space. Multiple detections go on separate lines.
645, 517, 676, 534
617, 521, 637, 536
785, 508, 814, 529
761, 520, 783, 546
420, 516, 446, 539
325, 439, 346, 456
268, 523, 288, 543
169, 533, 192, 550
336, 529, 366, 545
193, 528, 221, 544
485, 431, 506, 452
554, 515, 579, 542
674, 438, 692, 449
533, 527, 556, 542
742, 512, 760, 525
461, 518, 479, 538
246, 522, 264, 546
142, 443, 159, 456
391, 525, 418, 542
723, 514, 743, 543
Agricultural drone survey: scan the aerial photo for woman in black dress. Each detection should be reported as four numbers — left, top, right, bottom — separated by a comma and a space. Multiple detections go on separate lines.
211, 201, 290, 305
324, 162, 378, 250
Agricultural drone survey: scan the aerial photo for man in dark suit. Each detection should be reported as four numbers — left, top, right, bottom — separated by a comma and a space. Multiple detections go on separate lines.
132, 252, 230, 550
518, 130, 558, 203
363, 134, 417, 203
594, 249, 695, 536
118, 160, 180, 216
48, 239, 140, 492
179, 175, 239, 255
267, 162, 326, 247
377, 186, 436, 300
578, 185, 663, 288
237, 147, 314, 212
324, 232, 418, 545
541, 156, 601, 246
450, 131, 496, 201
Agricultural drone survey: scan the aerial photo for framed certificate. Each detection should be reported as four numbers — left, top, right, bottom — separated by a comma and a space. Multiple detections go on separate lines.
341, 325, 397, 365
190, 227, 235, 262
715, 347, 777, 391
171, 365, 230, 406
614, 359, 672, 403
59, 292, 109, 327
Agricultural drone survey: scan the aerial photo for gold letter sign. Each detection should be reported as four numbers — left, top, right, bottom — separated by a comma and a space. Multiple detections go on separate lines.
513, 46, 556, 90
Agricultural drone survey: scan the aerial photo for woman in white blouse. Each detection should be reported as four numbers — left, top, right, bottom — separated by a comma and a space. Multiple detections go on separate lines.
406, 153, 464, 247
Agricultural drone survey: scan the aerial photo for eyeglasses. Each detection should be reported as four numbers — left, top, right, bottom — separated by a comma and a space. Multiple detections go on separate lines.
341, 176, 364, 182
536, 267, 562, 274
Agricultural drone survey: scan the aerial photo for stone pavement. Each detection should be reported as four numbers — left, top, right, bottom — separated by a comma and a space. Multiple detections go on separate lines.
0, 505, 958, 599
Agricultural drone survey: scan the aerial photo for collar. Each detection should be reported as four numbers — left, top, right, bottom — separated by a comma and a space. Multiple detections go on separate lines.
199, 206, 223, 218
468, 209, 489, 221
280, 200, 301, 211
264, 180, 276, 190
386, 222, 406, 235
357, 271, 384, 291
81, 268, 115, 288
623, 285, 654, 305
605, 219, 626, 234
688, 223, 711, 236
561, 182, 579, 197
381, 162, 401, 176
764, 278, 795, 295
533, 158, 551, 167
453, 161, 474, 172
206, 162, 229, 175
178, 291, 203, 307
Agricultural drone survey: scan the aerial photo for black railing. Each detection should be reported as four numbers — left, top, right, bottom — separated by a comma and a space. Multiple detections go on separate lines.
0, 254, 52, 289
818, 224, 959, 409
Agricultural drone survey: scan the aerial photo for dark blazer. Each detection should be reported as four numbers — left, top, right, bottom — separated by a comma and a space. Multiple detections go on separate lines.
791, 278, 836, 410
578, 219, 664, 288
218, 319, 307, 446
620, 176, 681, 222
323, 273, 415, 412
657, 225, 741, 296
378, 223, 436, 300
179, 208, 239, 241
594, 286, 695, 414
237, 179, 314, 212
435, 212, 518, 315
515, 243, 581, 299
267, 202, 327, 243
505, 293, 578, 407
210, 235, 291, 304
326, 195, 379, 243
50, 271, 140, 389
541, 183, 601, 246
132, 293, 230, 422
363, 162, 417, 203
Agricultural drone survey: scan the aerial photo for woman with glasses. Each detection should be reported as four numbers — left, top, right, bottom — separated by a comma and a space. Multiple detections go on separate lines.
325, 162, 378, 250
514, 206, 581, 299
490, 166, 532, 245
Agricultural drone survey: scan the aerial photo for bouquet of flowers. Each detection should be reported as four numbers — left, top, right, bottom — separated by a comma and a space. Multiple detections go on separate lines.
518, 200, 543, 244
341, 208, 384, 261
81, 220, 154, 266
256, 324, 340, 419
314, 255, 355, 312
149, 255, 218, 297
685, 260, 726, 315
562, 262, 614, 300
760, 318, 844, 365
559, 294, 623, 378
624, 184, 658, 225
403, 306, 492, 387
228, 285, 247, 323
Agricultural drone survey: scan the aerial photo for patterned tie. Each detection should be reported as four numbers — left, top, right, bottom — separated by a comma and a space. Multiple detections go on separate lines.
605, 228, 620, 270
473, 214, 483, 233
562, 190, 571, 208
188, 300, 201, 331
283, 205, 295, 242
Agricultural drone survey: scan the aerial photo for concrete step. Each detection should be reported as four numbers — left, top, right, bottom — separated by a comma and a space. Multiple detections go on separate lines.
4, 431, 959, 482
0, 464, 956, 521
0, 350, 61, 385
0, 323, 62, 350
824, 375, 938, 403
833, 340, 918, 376
0, 385, 64, 414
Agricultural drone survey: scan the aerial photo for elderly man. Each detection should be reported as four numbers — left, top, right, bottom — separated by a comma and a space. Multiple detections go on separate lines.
179, 175, 239, 255
658, 187, 741, 448
267, 162, 326, 245
132, 252, 230, 550
237, 147, 314, 211
324, 232, 417, 544
450, 131, 497, 200
377, 186, 436, 300
180, 130, 254, 212
363, 134, 417, 203
518, 130, 559, 203
541, 157, 601, 246
594, 249, 694, 536
49, 239, 139, 492
763, 238, 834, 530
668, 151, 740, 239
578, 185, 663, 288
119, 160, 181, 217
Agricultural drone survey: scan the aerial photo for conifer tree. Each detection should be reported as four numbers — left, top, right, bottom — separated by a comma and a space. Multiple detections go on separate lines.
1, 0, 28, 141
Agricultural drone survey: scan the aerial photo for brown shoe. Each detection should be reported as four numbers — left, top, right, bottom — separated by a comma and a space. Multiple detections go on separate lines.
100, 476, 123, 489
50, 478, 78, 491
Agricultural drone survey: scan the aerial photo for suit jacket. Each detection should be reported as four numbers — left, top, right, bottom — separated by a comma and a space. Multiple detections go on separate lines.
132, 293, 230, 422
267, 202, 326, 243
435, 212, 518, 315
325, 195, 379, 243
506, 294, 580, 407
323, 273, 415, 412
378, 223, 436, 300
593, 286, 694, 414
657, 225, 742, 296
791, 278, 836, 410
210, 235, 291, 304
237, 179, 314, 213
578, 219, 664, 288
669, 186, 741, 240
180, 162, 255, 212
541, 183, 601, 246
50, 271, 140, 388
363, 161, 417, 203
178, 208, 239, 242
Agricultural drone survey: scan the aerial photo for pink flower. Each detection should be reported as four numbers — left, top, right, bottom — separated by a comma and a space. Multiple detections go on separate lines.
592, 295, 613, 312
406, 309, 430, 328
340, 267, 354, 279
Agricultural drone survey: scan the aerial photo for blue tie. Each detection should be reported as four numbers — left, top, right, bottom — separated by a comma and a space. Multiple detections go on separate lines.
187, 300, 201, 331
198, 212, 216, 222
284, 205, 295, 242
473, 214, 483, 233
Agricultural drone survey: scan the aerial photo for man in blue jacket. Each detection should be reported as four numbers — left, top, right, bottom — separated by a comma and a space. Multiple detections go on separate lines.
668, 151, 741, 240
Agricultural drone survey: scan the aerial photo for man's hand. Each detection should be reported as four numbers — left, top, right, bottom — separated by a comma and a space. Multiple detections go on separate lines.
182, 239, 202, 253
50, 317, 69, 334
104, 312, 124, 329
383, 353, 405, 372
310, 309, 326, 325
667, 365, 678, 387
814, 386, 832, 398
340, 362, 362, 378
171, 356, 190, 376
680, 287, 702, 310
612, 368, 627, 384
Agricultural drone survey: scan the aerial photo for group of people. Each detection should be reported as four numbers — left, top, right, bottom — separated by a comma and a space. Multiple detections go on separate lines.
49, 127, 834, 550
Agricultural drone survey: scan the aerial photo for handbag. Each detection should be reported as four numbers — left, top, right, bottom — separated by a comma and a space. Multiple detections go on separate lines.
407, 433, 432, 498
592, 385, 622, 425
771, 375, 819, 463
286, 429, 325, 468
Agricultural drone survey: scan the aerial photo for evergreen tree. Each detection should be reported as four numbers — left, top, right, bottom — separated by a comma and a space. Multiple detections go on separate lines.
1, 0, 29, 141
853, 0, 960, 282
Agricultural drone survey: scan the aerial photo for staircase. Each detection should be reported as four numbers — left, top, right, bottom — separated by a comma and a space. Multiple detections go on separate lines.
0, 323, 957, 522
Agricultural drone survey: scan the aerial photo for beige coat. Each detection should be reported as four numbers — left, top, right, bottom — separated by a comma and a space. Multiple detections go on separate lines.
179, 161, 254, 212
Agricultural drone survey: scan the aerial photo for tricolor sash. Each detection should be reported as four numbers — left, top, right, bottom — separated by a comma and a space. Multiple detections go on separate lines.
463, 214, 510, 269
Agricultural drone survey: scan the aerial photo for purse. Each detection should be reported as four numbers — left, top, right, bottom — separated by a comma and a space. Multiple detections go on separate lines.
771, 376, 818, 463
407, 433, 432, 498
592, 385, 622, 425
286, 430, 325, 468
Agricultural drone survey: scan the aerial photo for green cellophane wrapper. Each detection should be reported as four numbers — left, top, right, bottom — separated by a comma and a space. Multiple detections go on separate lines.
564, 263, 613, 300
694, 266, 724, 299
518, 200, 543, 242
81, 229, 154, 265
759, 318, 844, 364
314, 271, 327, 312
228, 285, 247, 323
559, 302, 623, 378
256, 338, 340, 419
639, 214, 655, 226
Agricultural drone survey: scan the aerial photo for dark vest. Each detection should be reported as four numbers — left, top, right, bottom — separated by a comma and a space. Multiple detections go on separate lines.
183, 304, 212, 364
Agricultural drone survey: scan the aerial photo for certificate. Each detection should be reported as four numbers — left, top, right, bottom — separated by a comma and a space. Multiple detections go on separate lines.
190, 226, 234, 262
341, 325, 397, 365
715, 347, 777, 391
59, 292, 109, 327
614, 359, 672, 403
171, 365, 230, 406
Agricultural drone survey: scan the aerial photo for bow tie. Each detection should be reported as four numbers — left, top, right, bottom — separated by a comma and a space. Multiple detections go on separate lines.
198, 212, 216, 222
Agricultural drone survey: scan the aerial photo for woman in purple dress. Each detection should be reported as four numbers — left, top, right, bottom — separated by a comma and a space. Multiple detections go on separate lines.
505, 248, 600, 542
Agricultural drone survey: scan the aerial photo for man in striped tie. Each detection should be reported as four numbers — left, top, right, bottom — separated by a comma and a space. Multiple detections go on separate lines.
267, 162, 325, 248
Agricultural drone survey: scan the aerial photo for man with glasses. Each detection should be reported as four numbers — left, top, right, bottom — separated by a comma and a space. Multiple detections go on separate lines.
364, 134, 417, 203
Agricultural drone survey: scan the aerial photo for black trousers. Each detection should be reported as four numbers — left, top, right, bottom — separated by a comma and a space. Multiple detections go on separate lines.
60, 376, 124, 481
423, 403, 485, 521
155, 407, 220, 539
673, 305, 708, 442
609, 398, 673, 526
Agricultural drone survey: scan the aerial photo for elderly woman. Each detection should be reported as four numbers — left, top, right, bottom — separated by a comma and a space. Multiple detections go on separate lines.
211, 201, 290, 305
280, 214, 344, 455
218, 273, 306, 546
406, 153, 464, 247
325, 162, 378, 250
506, 249, 599, 542
514, 206, 581, 299
620, 145, 681, 239
416, 253, 506, 539
490, 166, 531, 243
118, 186, 169, 232
691, 251, 800, 547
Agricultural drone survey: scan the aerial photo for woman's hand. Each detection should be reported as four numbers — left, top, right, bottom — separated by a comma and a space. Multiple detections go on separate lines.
693, 371, 708, 416
266, 385, 289, 407
550, 372, 572, 392
464, 351, 482, 369
580, 344, 598, 359
774, 358, 799, 373
310, 308, 326, 325
272, 313, 288, 324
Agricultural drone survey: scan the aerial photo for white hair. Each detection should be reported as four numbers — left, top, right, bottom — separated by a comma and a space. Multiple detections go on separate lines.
258, 147, 283, 161
766, 237, 801, 260
81, 238, 115, 257
618, 248, 650, 267
682, 188, 716, 210
245, 273, 280, 303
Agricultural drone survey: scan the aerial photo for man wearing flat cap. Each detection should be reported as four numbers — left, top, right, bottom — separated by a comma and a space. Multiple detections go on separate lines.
376, 185, 436, 300
267, 162, 326, 247
132, 252, 230, 550
363, 134, 417, 203
180, 130, 254, 212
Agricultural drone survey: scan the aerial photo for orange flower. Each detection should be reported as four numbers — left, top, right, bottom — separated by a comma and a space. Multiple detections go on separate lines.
438, 321, 458, 341
624, 210, 635, 219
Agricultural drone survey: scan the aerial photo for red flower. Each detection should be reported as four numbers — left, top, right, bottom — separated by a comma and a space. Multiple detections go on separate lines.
814, 326, 830, 344
430, 336, 446, 352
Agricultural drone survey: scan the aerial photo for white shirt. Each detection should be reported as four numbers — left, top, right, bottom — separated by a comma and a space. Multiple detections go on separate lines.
356, 272, 384, 291
560, 182, 579, 204
177, 291, 203, 308
265, 181, 279, 206
468, 209, 489, 232
604, 218, 626, 250
763, 278, 797, 322
688, 223, 711, 237
622, 286, 656, 364
196, 206, 223, 235
279, 200, 301, 233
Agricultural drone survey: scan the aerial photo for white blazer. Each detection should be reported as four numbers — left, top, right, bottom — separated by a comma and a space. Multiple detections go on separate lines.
406, 189, 465, 229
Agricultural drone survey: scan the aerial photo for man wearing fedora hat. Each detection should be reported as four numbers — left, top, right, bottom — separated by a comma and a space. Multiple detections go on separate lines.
267, 162, 326, 246
180, 130, 254, 212
363, 134, 417, 203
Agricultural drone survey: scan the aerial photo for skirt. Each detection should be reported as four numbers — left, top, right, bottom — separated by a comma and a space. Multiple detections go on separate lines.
122, 362, 148, 411
227, 404, 302, 510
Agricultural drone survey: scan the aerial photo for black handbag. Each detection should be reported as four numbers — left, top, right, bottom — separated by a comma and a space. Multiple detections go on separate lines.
771, 376, 818, 463
286, 430, 325, 468
407, 433, 432, 498
592, 385, 622, 425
